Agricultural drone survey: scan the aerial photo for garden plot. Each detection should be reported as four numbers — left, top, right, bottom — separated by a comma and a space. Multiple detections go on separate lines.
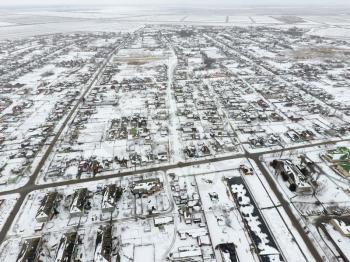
11, 171, 167, 235
168, 158, 314, 262
0, 22, 15, 26
134, 245, 154, 262
0, 194, 18, 232
1, 171, 171, 261
262, 144, 350, 259
311, 80, 350, 105
267, 60, 294, 71
228, 176, 284, 261
174, 81, 238, 160
38, 34, 173, 183
126, 15, 185, 22
54, 50, 97, 62
118, 218, 175, 262
263, 147, 350, 214
0, 70, 73, 189
162, 171, 216, 261
250, 16, 281, 24
248, 45, 278, 59
1, 23, 350, 262
0, 32, 125, 189
0, 21, 139, 40
272, 16, 307, 24
195, 170, 259, 262
228, 16, 252, 24
170, 32, 242, 160
0, 224, 120, 261
302, 16, 350, 25
185, 15, 226, 23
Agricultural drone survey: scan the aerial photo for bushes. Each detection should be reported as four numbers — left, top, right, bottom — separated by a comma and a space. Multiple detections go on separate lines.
289, 183, 297, 192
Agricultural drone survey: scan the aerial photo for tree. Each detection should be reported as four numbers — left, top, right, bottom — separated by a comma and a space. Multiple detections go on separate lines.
289, 183, 297, 192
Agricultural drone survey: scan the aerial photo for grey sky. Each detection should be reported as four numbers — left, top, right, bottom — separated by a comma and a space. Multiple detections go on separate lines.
2, 0, 350, 6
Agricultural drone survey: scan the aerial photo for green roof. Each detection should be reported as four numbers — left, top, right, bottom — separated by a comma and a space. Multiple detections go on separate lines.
338, 163, 350, 173
326, 147, 350, 161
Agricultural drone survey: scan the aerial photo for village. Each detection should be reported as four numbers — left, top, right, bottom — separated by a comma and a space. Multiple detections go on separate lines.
0, 21, 349, 262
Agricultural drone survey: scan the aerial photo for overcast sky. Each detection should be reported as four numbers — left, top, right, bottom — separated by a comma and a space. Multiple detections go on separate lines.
2, 0, 349, 6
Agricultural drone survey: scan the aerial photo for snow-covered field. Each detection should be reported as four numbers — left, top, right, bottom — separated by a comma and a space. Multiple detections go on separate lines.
0, 6, 350, 40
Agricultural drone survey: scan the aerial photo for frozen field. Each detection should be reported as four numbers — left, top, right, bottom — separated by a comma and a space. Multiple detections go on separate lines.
0, 6, 350, 40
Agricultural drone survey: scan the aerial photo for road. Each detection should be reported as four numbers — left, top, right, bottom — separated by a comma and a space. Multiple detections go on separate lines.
0, 27, 349, 262
0, 31, 139, 244
1, 129, 348, 247
251, 156, 324, 261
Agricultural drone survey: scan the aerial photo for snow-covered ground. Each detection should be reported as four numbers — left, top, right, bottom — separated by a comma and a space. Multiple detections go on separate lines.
0, 10, 350, 262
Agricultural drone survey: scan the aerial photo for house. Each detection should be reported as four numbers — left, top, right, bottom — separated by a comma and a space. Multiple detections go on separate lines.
200, 144, 210, 155
183, 127, 195, 134
197, 235, 211, 246
330, 219, 350, 237
184, 145, 196, 158
184, 209, 192, 224
35, 192, 58, 223
94, 225, 113, 262
270, 159, 312, 192
216, 243, 238, 262
17, 237, 42, 262
70, 188, 88, 217
101, 185, 122, 213
170, 245, 202, 260
154, 216, 174, 227
285, 130, 301, 142
324, 147, 350, 163
131, 178, 162, 197
299, 130, 314, 141
239, 164, 253, 176
157, 151, 168, 161
192, 213, 203, 223
335, 163, 350, 178
55, 232, 77, 262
